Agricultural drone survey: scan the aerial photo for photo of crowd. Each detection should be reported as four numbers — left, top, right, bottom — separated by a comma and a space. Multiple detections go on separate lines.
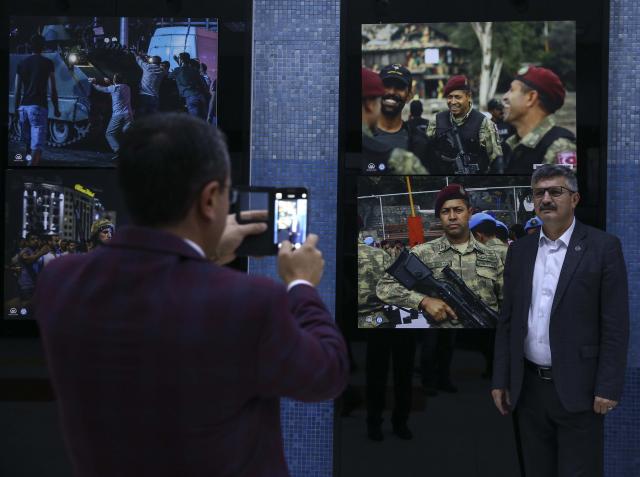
8, 16, 218, 167
3, 170, 125, 319
357, 175, 536, 329
360, 21, 576, 175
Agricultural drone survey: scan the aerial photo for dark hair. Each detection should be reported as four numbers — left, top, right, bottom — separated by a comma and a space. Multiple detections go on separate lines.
117, 113, 230, 227
410, 100, 423, 117
495, 226, 509, 241
30, 34, 45, 53
178, 52, 191, 64
151, 55, 162, 64
200, 63, 208, 73
519, 82, 555, 115
113, 73, 124, 84
472, 220, 496, 236
510, 223, 526, 239
531, 164, 578, 192
161, 61, 170, 69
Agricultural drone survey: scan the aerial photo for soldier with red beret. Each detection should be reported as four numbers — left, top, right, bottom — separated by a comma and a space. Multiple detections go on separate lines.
360, 67, 428, 174
426, 75, 503, 174
502, 66, 576, 174
377, 183, 503, 328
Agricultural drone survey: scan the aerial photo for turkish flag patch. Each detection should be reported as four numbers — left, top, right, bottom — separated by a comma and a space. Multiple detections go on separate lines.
556, 151, 577, 165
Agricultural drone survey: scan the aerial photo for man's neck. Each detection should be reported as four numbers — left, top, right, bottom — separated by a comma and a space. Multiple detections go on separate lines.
513, 110, 548, 139
377, 114, 403, 133
541, 218, 574, 241
446, 231, 470, 245
160, 223, 211, 257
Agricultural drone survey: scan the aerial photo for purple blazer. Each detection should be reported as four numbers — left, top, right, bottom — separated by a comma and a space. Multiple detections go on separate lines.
34, 226, 348, 477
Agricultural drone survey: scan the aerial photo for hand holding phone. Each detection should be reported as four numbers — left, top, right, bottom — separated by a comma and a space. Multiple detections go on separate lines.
277, 234, 324, 286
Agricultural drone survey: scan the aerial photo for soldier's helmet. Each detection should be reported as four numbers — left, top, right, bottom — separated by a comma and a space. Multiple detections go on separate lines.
90, 218, 115, 239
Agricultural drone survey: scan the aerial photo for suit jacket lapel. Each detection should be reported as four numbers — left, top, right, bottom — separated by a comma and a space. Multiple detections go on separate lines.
550, 220, 588, 317
522, 233, 540, 315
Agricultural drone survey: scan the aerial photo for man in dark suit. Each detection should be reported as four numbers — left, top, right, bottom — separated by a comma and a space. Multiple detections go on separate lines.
491, 165, 629, 477
34, 113, 349, 477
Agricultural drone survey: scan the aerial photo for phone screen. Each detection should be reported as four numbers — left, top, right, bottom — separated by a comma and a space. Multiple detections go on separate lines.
274, 190, 308, 249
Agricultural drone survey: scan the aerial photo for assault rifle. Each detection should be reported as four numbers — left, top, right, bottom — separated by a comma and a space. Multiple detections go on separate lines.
386, 249, 496, 328
450, 122, 480, 175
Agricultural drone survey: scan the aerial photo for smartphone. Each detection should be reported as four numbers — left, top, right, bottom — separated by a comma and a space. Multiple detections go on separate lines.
234, 187, 308, 256
274, 188, 308, 250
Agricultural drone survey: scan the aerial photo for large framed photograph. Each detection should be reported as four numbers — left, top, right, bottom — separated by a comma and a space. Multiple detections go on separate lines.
8, 16, 219, 167
3, 169, 126, 320
360, 21, 577, 175
357, 175, 533, 329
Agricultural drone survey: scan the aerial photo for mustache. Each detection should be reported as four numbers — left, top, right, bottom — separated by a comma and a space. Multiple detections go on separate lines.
538, 204, 557, 211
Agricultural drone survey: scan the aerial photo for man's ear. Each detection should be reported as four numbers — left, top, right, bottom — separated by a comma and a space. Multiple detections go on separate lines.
197, 180, 223, 221
572, 191, 581, 209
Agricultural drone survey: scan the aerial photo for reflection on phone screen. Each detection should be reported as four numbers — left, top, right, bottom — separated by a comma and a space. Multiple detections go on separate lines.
274, 192, 307, 248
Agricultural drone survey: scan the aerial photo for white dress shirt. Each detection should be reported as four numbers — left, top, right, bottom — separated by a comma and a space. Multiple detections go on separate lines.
524, 218, 576, 366
182, 238, 312, 291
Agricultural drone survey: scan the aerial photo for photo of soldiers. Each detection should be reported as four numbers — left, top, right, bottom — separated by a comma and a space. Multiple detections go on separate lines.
374, 64, 432, 171
3, 170, 125, 319
357, 175, 537, 329
502, 66, 576, 173
361, 21, 576, 174
361, 67, 428, 174
427, 75, 503, 174
8, 16, 218, 167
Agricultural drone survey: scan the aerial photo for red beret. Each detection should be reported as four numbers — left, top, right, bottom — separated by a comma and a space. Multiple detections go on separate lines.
444, 75, 471, 97
362, 67, 385, 98
434, 184, 469, 217
515, 66, 565, 113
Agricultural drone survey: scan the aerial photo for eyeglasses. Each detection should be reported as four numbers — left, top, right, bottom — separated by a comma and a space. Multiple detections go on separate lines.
531, 186, 576, 199
228, 186, 238, 206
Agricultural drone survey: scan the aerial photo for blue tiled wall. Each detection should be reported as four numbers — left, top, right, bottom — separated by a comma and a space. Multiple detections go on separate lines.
250, 1, 340, 476
250, 0, 640, 475
605, 0, 640, 475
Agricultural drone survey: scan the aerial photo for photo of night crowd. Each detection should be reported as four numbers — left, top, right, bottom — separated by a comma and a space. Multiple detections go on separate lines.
3, 170, 125, 318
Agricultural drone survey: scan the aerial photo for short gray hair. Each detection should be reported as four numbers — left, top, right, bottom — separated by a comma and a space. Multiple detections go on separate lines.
531, 165, 578, 192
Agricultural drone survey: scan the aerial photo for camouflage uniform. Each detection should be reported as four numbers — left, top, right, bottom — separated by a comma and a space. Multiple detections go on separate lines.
505, 115, 576, 168
362, 124, 428, 174
484, 237, 508, 265
376, 235, 503, 328
426, 107, 503, 164
358, 242, 393, 328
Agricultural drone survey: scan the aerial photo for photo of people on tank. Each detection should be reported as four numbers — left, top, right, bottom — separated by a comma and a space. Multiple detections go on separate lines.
361, 21, 576, 175
8, 16, 218, 167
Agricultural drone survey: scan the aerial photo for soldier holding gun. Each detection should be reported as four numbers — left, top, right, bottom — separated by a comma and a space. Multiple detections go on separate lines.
376, 184, 503, 328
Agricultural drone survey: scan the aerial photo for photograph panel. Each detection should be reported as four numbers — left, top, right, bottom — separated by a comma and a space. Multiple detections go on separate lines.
3, 169, 126, 320
357, 175, 536, 329
361, 21, 576, 175
8, 16, 218, 167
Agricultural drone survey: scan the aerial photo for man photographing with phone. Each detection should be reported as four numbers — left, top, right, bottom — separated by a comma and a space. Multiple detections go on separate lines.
33, 113, 348, 477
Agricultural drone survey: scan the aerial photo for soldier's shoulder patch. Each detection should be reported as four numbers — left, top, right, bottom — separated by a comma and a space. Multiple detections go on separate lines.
476, 253, 499, 268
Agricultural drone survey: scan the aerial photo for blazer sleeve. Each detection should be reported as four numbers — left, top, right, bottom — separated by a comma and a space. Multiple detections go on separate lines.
255, 284, 349, 402
595, 236, 629, 400
492, 244, 514, 390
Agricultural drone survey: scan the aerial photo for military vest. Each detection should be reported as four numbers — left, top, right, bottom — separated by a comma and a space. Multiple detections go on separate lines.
433, 109, 489, 174
371, 120, 431, 173
505, 126, 575, 174
361, 133, 394, 173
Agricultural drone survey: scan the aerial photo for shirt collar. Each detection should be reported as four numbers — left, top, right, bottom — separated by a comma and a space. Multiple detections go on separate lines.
539, 217, 576, 248
183, 238, 206, 258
